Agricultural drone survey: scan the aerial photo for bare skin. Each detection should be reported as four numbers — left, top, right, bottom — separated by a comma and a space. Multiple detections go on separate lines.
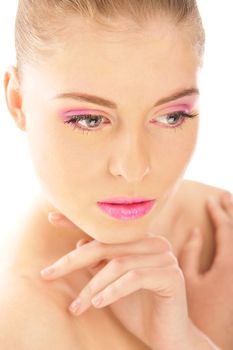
2, 14, 229, 349
179, 188, 233, 350
0, 179, 229, 349
44, 179, 233, 350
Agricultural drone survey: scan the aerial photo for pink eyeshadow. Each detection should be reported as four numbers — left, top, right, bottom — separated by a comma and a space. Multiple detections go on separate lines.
161, 103, 192, 113
58, 108, 100, 121
58, 96, 199, 121
160, 94, 199, 112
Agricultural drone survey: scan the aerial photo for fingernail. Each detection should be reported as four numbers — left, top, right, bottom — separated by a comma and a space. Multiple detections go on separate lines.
226, 191, 233, 202
40, 265, 55, 277
69, 298, 81, 313
48, 212, 63, 221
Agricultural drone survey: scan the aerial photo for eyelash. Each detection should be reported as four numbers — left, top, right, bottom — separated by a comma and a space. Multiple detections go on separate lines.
64, 111, 199, 135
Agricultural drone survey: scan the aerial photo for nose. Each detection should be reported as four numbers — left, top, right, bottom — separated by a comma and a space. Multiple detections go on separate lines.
108, 132, 151, 183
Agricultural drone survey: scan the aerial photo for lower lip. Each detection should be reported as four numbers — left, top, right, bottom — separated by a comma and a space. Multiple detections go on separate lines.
97, 200, 156, 220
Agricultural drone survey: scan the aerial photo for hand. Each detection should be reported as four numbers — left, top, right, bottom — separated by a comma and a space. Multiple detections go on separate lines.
42, 213, 220, 350
179, 190, 233, 350
40, 224, 201, 349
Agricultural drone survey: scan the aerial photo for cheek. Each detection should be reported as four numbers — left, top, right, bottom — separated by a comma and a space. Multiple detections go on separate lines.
26, 116, 104, 206
151, 124, 198, 181
168, 132, 198, 169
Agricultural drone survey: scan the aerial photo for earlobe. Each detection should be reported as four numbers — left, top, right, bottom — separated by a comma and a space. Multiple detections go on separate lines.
4, 65, 26, 132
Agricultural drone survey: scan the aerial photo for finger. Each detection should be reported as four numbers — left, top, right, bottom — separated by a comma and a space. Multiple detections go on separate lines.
76, 239, 92, 249
40, 236, 172, 280
91, 265, 185, 308
76, 239, 108, 272
72, 239, 109, 273
206, 196, 233, 267
220, 191, 233, 218
69, 251, 177, 315
69, 265, 181, 315
179, 227, 203, 279
206, 196, 229, 227
48, 212, 77, 229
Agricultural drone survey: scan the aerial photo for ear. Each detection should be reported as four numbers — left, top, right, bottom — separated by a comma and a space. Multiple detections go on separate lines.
4, 65, 26, 131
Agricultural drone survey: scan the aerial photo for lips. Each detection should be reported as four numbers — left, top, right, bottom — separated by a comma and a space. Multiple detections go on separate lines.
97, 200, 156, 220
99, 197, 154, 204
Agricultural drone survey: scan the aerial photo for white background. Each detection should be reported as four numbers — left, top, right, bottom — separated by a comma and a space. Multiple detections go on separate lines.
0, 1, 233, 233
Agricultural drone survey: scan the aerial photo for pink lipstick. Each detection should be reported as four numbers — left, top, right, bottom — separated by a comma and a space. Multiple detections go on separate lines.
97, 198, 156, 220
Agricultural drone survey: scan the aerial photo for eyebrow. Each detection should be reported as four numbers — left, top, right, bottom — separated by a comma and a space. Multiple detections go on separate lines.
52, 88, 199, 109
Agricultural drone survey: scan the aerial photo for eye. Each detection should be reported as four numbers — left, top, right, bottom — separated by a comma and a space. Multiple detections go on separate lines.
64, 114, 108, 134
63, 111, 198, 135
153, 111, 198, 129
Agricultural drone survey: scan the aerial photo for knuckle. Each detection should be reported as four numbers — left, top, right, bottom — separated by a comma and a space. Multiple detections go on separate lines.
165, 251, 178, 265
84, 283, 94, 297
169, 265, 184, 281
92, 240, 104, 251
110, 257, 125, 272
161, 238, 172, 251
92, 240, 106, 259
160, 266, 185, 296
127, 269, 142, 280
150, 236, 172, 252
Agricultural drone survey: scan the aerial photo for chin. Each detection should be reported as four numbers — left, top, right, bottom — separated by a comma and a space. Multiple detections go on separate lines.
94, 232, 146, 245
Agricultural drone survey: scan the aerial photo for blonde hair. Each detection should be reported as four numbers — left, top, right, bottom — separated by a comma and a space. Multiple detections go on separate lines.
15, 0, 205, 82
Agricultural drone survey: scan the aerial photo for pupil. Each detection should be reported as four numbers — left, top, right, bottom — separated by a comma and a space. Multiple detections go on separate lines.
87, 116, 100, 128
169, 114, 179, 124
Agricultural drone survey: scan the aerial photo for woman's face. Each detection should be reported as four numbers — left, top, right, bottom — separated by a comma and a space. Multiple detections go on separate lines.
7, 17, 200, 244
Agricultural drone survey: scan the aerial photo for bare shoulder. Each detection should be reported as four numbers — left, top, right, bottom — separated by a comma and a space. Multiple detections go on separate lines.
176, 179, 229, 272
179, 178, 228, 199
177, 178, 228, 220
0, 273, 79, 350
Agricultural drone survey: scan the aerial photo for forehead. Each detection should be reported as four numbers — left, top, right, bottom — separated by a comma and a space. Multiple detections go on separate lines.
23, 16, 199, 105
46, 15, 198, 72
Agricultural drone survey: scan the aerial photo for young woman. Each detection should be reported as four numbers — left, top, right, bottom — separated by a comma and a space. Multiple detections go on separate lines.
2, 0, 233, 349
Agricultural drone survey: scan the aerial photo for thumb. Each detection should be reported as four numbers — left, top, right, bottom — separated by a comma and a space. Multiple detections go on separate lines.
48, 212, 77, 229
76, 238, 92, 249
179, 227, 203, 279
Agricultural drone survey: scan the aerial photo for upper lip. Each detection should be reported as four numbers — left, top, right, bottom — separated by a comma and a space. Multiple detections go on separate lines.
98, 197, 155, 204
